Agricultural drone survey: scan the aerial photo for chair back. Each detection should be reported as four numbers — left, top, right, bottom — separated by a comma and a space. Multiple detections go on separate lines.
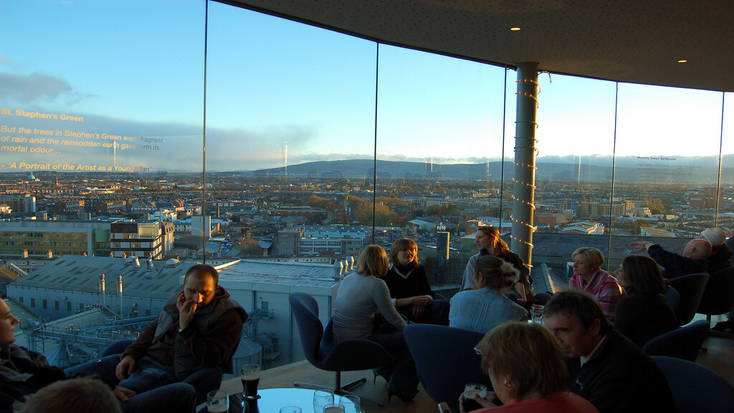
642, 320, 708, 361
652, 356, 734, 413
698, 266, 734, 317
289, 293, 325, 365
668, 273, 709, 325
404, 324, 489, 403
663, 285, 680, 313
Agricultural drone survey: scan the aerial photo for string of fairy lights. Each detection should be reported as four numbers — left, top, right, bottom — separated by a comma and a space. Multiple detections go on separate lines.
508, 75, 541, 251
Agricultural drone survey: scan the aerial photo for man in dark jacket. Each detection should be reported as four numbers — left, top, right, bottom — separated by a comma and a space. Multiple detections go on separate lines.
113, 264, 248, 394
0, 298, 196, 413
631, 239, 711, 279
543, 290, 674, 413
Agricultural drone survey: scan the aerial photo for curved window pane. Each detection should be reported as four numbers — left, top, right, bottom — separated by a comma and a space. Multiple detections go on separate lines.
612, 84, 723, 264
376, 44, 507, 289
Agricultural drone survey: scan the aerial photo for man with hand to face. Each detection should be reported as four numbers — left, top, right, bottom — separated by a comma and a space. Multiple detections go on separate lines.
94, 264, 247, 405
0, 297, 196, 413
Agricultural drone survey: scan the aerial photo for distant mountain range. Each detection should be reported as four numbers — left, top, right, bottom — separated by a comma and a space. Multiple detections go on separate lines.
238, 156, 734, 185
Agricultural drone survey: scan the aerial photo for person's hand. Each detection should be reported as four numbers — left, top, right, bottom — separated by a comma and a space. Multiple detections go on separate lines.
531, 304, 544, 317
630, 241, 652, 252
113, 385, 136, 402
115, 355, 136, 380
412, 301, 427, 319
412, 295, 432, 305
459, 391, 497, 413
176, 291, 197, 330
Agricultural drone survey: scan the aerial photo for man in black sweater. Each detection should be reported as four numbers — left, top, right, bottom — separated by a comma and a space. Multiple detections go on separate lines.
543, 291, 674, 413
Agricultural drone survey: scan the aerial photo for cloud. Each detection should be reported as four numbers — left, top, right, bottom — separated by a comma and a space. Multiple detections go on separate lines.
0, 72, 73, 104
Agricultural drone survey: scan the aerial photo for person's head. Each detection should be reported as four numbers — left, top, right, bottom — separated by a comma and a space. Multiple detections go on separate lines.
476, 321, 569, 403
543, 290, 609, 358
682, 239, 712, 260
183, 264, 219, 307
476, 226, 510, 255
0, 298, 20, 346
356, 244, 389, 277
700, 227, 726, 248
620, 255, 666, 295
19, 377, 122, 413
472, 255, 519, 292
390, 238, 419, 267
571, 247, 604, 277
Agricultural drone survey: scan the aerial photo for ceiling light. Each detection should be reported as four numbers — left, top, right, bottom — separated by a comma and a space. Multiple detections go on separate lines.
510, 27, 521, 31
677, 59, 688, 63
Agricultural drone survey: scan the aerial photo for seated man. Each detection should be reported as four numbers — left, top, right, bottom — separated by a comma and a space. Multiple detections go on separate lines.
543, 290, 673, 413
631, 239, 711, 279
0, 298, 196, 413
113, 264, 248, 397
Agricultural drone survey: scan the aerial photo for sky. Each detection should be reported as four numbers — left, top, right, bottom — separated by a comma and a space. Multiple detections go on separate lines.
0, 0, 732, 172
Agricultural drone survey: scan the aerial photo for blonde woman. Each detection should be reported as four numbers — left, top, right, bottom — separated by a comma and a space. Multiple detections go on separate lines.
332, 244, 419, 402
450, 256, 528, 334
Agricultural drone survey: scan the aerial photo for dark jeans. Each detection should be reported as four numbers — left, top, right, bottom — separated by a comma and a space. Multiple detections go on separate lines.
368, 331, 419, 397
65, 355, 196, 413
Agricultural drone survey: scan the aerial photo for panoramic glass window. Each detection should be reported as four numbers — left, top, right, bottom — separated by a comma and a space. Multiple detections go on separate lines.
533, 75, 616, 271
612, 83, 723, 265
0, 0, 204, 364
206, 2, 376, 368
375, 44, 508, 288
206, 2, 376, 259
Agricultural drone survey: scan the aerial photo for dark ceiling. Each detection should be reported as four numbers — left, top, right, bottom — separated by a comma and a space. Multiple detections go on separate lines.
219, 0, 734, 92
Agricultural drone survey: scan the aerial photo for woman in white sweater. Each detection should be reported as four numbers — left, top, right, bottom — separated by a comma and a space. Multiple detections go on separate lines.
333, 244, 419, 402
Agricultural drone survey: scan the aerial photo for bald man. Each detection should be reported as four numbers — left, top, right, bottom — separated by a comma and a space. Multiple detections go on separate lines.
630, 239, 711, 279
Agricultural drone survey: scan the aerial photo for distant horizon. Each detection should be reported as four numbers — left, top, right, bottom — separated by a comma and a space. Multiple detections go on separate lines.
3, 156, 734, 187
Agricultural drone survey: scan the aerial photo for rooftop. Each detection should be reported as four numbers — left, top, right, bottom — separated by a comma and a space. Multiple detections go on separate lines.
219, 259, 341, 288
11, 255, 197, 299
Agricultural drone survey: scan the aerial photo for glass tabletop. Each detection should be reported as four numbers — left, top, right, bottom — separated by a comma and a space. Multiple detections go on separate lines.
211, 388, 349, 413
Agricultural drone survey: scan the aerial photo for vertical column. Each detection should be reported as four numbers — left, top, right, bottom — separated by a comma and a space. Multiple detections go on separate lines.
510, 62, 539, 269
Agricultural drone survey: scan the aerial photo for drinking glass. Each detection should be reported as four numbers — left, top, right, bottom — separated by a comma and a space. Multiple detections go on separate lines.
313, 390, 334, 413
530, 304, 544, 324
338, 394, 360, 413
322, 405, 345, 413
279, 407, 301, 413
241, 363, 261, 397
207, 390, 229, 413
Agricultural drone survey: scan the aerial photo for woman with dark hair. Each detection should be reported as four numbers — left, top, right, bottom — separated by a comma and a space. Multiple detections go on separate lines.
460, 226, 532, 304
614, 255, 679, 347
450, 256, 528, 334
457, 321, 598, 413
332, 244, 419, 401
383, 238, 449, 324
